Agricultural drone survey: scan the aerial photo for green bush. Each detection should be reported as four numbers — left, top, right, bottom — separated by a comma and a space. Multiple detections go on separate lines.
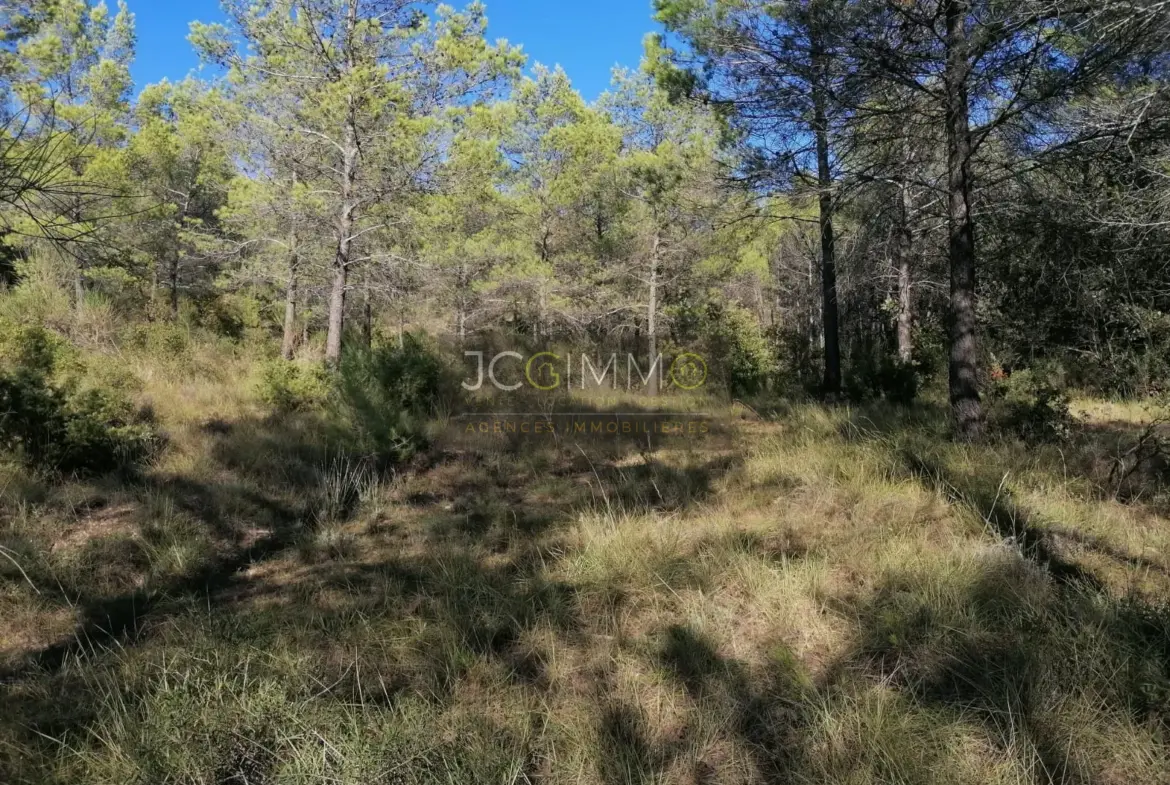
122, 320, 191, 361
0, 319, 158, 475
990, 368, 1075, 443
700, 302, 777, 396
335, 335, 452, 463
256, 359, 331, 413
767, 324, 821, 395
845, 355, 920, 405
0, 369, 158, 475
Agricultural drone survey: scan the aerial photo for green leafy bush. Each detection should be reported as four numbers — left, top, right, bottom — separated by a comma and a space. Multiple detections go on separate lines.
0, 319, 158, 475
256, 359, 331, 413
991, 369, 1075, 443
766, 324, 821, 395
700, 302, 777, 396
845, 355, 920, 405
334, 335, 453, 463
123, 320, 191, 361
0, 368, 158, 475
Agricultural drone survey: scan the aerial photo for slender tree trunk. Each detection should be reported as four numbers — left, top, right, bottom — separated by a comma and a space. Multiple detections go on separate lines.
456, 261, 468, 346
896, 249, 913, 363
281, 241, 298, 360
168, 201, 189, 320
71, 185, 84, 310
325, 0, 359, 367
944, 0, 983, 439
169, 245, 180, 318
74, 267, 85, 309
150, 265, 159, 315
398, 303, 405, 349
537, 288, 546, 343
811, 36, 841, 396
361, 273, 373, 348
895, 162, 914, 364
647, 226, 660, 397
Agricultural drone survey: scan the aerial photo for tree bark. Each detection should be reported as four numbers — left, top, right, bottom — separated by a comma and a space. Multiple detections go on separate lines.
895, 161, 914, 364
361, 272, 373, 348
324, 0, 359, 367
281, 240, 298, 360
169, 244, 180, 318
811, 35, 841, 396
944, 0, 983, 439
646, 226, 660, 397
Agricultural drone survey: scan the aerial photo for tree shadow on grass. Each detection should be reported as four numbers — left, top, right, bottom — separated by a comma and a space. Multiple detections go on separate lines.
656, 625, 807, 781
835, 551, 1170, 785
0, 401, 745, 783
899, 449, 1102, 589
818, 443, 1170, 784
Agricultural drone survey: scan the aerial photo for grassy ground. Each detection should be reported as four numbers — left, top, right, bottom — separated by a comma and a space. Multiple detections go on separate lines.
1, 349, 1169, 784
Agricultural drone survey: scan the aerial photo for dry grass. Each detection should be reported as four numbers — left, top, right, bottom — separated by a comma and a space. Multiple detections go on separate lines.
0, 352, 1168, 785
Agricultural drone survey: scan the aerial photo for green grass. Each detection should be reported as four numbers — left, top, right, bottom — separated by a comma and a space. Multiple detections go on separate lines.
1, 349, 1168, 784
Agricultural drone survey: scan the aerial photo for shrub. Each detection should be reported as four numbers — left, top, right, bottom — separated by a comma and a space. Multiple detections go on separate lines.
700, 302, 777, 396
256, 359, 331, 413
767, 324, 821, 395
0, 319, 158, 475
990, 368, 1075, 443
0, 368, 158, 475
122, 320, 191, 361
845, 355, 920, 405
200, 292, 265, 342
334, 335, 453, 463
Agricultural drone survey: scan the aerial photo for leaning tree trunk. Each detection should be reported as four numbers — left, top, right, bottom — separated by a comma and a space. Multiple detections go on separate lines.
944, 0, 983, 439
811, 36, 841, 396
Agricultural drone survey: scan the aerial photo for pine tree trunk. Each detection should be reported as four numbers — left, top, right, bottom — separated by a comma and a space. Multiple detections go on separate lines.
169, 245, 180, 318
71, 185, 84, 310
896, 165, 914, 364
74, 267, 85, 309
281, 244, 298, 360
811, 36, 841, 396
647, 227, 660, 397
897, 249, 913, 364
361, 274, 373, 348
325, 0, 359, 368
944, 0, 983, 439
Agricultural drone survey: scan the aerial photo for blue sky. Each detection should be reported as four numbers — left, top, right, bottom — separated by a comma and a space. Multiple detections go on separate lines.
129, 0, 662, 103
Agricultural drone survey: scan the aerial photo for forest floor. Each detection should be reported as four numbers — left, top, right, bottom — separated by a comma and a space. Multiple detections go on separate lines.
1, 355, 1169, 784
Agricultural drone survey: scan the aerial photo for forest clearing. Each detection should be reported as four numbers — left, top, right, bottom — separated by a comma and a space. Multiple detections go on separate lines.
2, 0, 1170, 782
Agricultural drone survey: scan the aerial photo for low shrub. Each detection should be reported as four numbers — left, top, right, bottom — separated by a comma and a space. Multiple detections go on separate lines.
845, 356, 920, 405
766, 324, 822, 395
676, 301, 777, 396
334, 335, 453, 463
256, 359, 331, 413
990, 368, 1075, 442
0, 320, 158, 475
0, 369, 158, 475
122, 320, 191, 361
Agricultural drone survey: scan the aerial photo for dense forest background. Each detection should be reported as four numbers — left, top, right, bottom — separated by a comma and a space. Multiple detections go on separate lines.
5, 3, 1170, 784
2, 0, 1170, 435
2, 0, 1167, 437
